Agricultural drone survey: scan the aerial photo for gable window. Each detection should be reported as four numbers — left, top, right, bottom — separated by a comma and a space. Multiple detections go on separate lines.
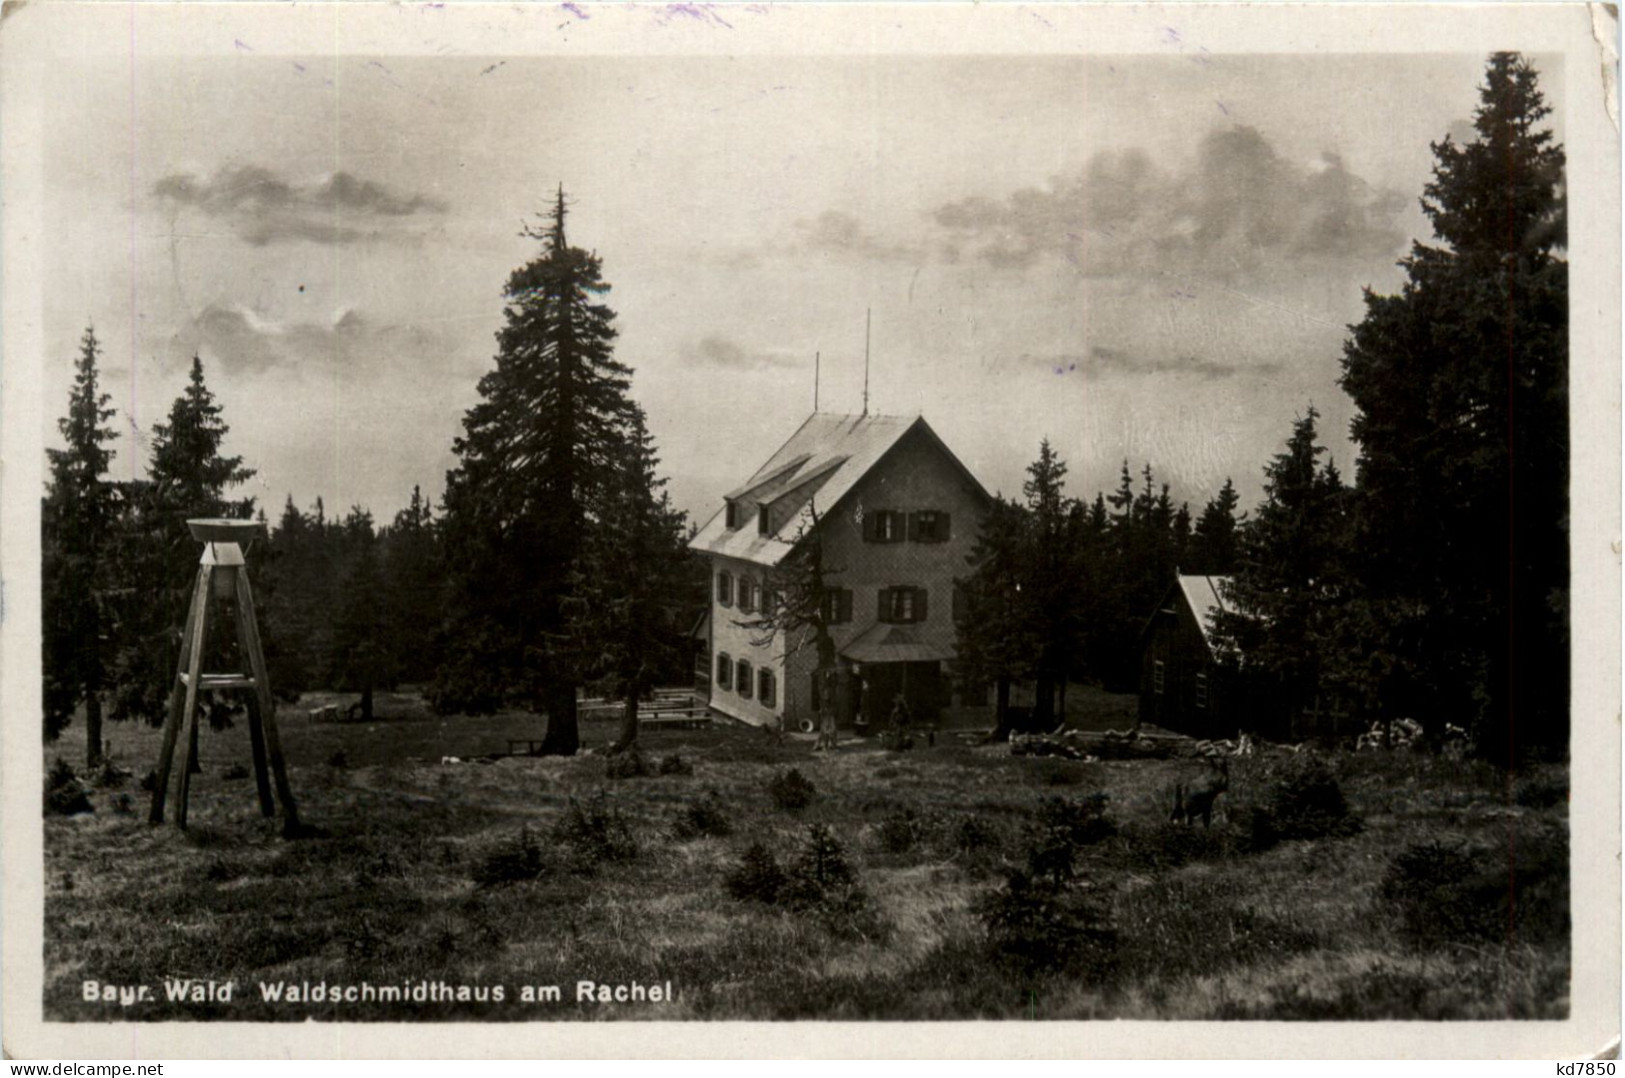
717, 652, 733, 690
820, 587, 853, 625
1153, 660, 1166, 695
864, 510, 905, 543
758, 668, 777, 708
737, 659, 753, 700
910, 510, 950, 543
758, 505, 772, 536
716, 571, 733, 607
725, 502, 740, 530
879, 585, 928, 624
1194, 672, 1209, 710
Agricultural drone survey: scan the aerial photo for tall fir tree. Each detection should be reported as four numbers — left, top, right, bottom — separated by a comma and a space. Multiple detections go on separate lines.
1188, 478, 1243, 575
562, 409, 692, 752
381, 485, 446, 686
1214, 407, 1351, 731
953, 496, 1039, 740
109, 356, 255, 727
1339, 52, 1567, 761
331, 508, 389, 721
43, 326, 119, 762
436, 188, 637, 753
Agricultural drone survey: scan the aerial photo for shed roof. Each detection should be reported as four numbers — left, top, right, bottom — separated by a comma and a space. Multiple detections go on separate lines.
839, 621, 958, 664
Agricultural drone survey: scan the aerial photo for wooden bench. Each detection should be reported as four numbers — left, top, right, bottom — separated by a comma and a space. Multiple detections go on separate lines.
506, 739, 547, 756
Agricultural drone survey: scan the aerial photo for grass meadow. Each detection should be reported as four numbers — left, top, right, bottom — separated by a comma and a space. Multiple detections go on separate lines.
42, 689, 1570, 1021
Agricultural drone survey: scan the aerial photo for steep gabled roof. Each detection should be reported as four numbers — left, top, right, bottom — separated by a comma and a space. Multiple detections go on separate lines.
1177, 574, 1231, 651
1138, 573, 1233, 653
688, 412, 990, 567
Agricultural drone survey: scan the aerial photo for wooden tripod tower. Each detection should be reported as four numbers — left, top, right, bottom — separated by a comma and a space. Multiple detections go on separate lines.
149, 518, 300, 835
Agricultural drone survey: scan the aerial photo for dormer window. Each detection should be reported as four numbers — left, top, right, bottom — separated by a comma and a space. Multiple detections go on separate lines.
758, 504, 771, 536
725, 502, 741, 530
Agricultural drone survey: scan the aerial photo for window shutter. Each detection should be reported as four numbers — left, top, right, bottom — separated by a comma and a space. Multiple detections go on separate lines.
915, 586, 929, 623
878, 587, 891, 623
862, 511, 878, 542
939, 512, 951, 541
907, 512, 921, 541
837, 588, 852, 624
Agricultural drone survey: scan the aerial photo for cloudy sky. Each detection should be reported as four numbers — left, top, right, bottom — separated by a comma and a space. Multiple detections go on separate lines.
33, 16, 1566, 527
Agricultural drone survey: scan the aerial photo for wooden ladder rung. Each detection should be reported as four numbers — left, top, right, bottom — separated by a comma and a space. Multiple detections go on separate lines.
177, 672, 258, 691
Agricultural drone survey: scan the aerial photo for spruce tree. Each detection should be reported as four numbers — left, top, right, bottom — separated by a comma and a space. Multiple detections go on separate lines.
43, 326, 119, 762
562, 409, 692, 753
1339, 53, 1567, 760
437, 188, 637, 753
381, 485, 445, 686
1214, 407, 1351, 732
953, 496, 1038, 740
1188, 478, 1242, 575
109, 356, 255, 726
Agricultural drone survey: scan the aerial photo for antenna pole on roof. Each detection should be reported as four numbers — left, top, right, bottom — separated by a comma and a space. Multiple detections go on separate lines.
814, 351, 820, 412
862, 308, 871, 416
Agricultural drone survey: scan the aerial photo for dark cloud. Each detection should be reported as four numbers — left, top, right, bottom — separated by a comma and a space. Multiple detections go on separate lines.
794, 210, 919, 262
685, 334, 802, 371
153, 165, 447, 246
932, 125, 1406, 276
1002, 344, 1281, 382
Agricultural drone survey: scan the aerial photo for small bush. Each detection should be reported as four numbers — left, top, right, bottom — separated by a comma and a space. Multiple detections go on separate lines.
658, 754, 694, 776
672, 789, 733, 840
222, 762, 251, 781
605, 748, 650, 780
1379, 837, 1569, 948
768, 768, 816, 811
876, 808, 924, 854
472, 826, 546, 888
783, 825, 882, 939
724, 841, 787, 904
1251, 757, 1362, 848
979, 868, 1116, 978
44, 759, 93, 817
552, 793, 638, 872
954, 815, 999, 853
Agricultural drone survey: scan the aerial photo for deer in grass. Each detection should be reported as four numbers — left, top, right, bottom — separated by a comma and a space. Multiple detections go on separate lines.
1170, 758, 1229, 828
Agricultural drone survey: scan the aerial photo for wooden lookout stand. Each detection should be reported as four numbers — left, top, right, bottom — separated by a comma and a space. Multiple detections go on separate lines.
148, 518, 301, 835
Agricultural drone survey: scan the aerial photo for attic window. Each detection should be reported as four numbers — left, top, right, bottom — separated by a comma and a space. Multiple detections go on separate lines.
725, 502, 741, 530
758, 504, 771, 536
910, 511, 950, 542
865, 510, 905, 543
